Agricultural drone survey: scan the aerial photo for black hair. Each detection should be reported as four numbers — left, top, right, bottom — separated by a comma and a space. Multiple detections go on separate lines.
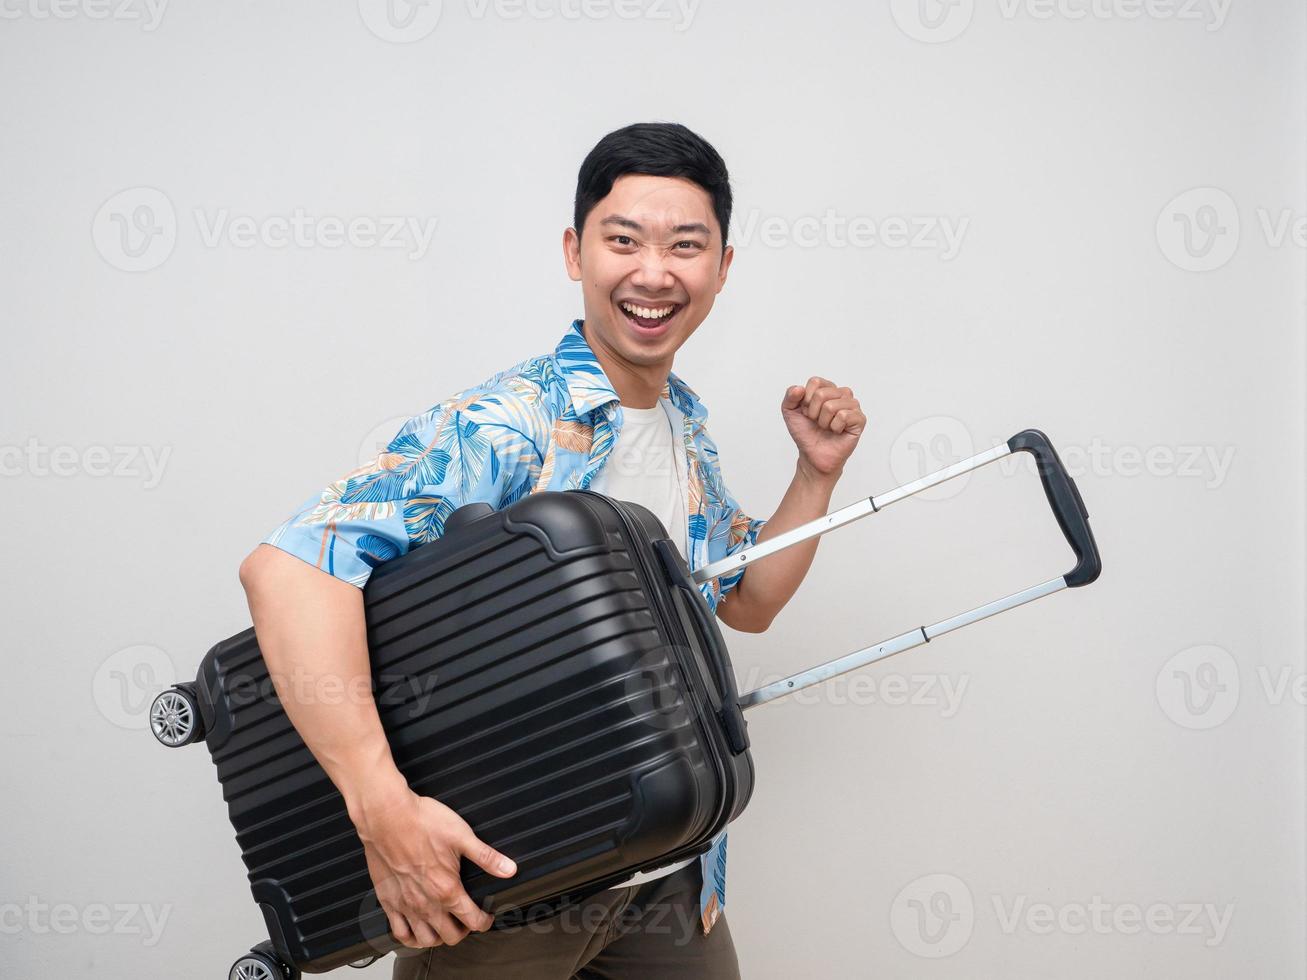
573, 122, 732, 251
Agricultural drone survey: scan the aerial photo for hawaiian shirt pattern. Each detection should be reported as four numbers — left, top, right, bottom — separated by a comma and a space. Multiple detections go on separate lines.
261, 318, 766, 934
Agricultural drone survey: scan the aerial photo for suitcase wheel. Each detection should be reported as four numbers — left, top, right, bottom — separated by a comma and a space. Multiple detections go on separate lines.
229, 942, 298, 980
150, 684, 204, 748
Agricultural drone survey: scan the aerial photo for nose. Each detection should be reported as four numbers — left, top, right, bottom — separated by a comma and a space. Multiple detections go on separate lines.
629, 247, 675, 294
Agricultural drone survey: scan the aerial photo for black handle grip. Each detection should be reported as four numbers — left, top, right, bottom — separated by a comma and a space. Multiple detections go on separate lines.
1007, 429, 1102, 588
653, 539, 750, 754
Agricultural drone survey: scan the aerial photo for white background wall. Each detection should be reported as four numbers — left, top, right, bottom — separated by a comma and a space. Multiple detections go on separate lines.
1, 1, 1303, 976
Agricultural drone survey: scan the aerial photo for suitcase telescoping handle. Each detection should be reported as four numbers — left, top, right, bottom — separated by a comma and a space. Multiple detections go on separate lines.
691, 428, 1102, 712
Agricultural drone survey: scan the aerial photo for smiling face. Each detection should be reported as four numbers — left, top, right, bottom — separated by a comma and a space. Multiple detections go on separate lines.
563, 173, 733, 399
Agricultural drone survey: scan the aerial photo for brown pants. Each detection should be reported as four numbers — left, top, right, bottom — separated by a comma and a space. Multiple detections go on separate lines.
391, 862, 740, 980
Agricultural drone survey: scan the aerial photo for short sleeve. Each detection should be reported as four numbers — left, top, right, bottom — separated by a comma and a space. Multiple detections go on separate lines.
260, 388, 540, 588
691, 418, 767, 608
715, 497, 768, 606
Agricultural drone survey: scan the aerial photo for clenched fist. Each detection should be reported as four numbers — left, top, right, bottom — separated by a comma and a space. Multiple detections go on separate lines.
781, 376, 866, 480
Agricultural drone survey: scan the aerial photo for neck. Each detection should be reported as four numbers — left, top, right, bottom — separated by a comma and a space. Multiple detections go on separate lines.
580, 320, 669, 409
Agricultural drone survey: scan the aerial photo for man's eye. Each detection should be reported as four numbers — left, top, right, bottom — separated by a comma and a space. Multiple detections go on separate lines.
610, 235, 635, 247
675, 240, 703, 250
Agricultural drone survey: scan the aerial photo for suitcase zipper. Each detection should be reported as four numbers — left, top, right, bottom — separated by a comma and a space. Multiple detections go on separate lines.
573, 491, 737, 852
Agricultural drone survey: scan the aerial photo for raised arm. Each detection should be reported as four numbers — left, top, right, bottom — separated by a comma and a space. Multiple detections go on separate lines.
715, 377, 866, 633
715, 463, 841, 633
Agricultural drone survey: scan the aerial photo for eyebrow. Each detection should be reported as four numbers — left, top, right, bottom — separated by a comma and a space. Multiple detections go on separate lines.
599, 215, 712, 237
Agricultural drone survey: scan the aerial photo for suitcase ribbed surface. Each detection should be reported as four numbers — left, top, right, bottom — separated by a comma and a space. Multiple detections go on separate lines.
199, 492, 749, 971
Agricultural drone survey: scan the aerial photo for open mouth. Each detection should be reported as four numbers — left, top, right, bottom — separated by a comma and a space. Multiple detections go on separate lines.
618, 300, 683, 334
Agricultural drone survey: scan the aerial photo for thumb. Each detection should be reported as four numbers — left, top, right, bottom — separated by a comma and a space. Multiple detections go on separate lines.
782, 385, 805, 410
465, 835, 517, 878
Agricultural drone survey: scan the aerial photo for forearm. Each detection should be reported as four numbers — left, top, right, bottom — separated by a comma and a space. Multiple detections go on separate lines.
722, 460, 842, 631
239, 544, 408, 821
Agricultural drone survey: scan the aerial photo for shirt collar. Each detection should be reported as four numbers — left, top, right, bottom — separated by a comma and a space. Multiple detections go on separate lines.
554, 318, 705, 421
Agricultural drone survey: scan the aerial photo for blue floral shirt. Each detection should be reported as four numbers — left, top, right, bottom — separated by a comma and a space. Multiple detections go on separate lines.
262, 318, 766, 934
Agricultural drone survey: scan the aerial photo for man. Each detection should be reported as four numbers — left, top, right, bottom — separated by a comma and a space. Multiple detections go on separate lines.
238, 122, 865, 978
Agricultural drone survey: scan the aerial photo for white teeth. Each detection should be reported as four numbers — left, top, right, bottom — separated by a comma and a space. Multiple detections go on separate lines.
621, 301, 676, 320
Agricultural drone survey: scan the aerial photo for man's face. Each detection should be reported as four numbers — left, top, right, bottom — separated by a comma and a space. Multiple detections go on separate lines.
564, 173, 733, 370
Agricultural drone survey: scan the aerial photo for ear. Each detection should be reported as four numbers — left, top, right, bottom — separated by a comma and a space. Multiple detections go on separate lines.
563, 227, 582, 282
714, 243, 734, 294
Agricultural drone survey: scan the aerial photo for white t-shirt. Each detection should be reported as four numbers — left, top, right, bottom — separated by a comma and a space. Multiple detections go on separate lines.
588, 397, 698, 889
590, 399, 690, 559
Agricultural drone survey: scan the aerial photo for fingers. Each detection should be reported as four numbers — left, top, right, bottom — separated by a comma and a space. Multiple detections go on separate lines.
386, 890, 484, 949
798, 378, 841, 419
465, 835, 517, 879
812, 395, 849, 425
386, 908, 415, 948
408, 888, 485, 947
816, 397, 863, 431
447, 888, 496, 933
388, 908, 443, 950
786, 376, 866, 438
407, 914, 442, 949
431, 909, 471, 946
797, 378, 860, 426
802, 376, 830, 414
364, 809, 508, 952
829, 405, 867, 435
387, 900, 473, 950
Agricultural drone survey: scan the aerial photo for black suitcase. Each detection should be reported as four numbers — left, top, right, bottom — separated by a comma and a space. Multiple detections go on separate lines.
151, 429, 1100, 979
